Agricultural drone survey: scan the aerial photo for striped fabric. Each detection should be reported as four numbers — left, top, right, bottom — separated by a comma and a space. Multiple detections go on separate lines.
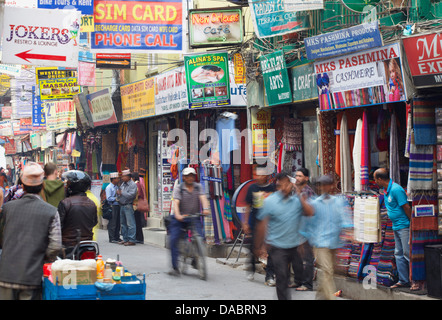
360, 111, 370, 188
413, 96, 437, 145
410, 230, 442, 281
408, 130, 435, 191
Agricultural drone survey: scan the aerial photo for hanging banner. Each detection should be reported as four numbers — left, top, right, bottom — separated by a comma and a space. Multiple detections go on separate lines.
20, 118, 33, 134
73, 92, 95, 129
38, 0, 95, 15
92, 0, 184, 53
228, 61, 247, 106
290, 63, 318, 103
36, 67, 80, 100
305, 21, 383, 60
32, 86, 46, 130
314, 42, 407, 110
11, 67, 35, 119
233, 53, 246, 84
248, 0, 311, 39
1, 106, 12, 119
251, 107, 271, 158
4, 139, 16, 155
86, 88, 118, 126
403, 32, 442, 88
184, 51, 230, 109
78, 62, 96, 86
154, 67, 188, 116
44, 100, 77, 130
189, 8, 243, 48
121, 77, 155, 121
0, 63, 21, 77
1, 7, 81, 67
81, 15, 95, 33
0, 121, 13, 137
96, 53, 131, 69
259, 50, 292, 106
284, 0, 324, 12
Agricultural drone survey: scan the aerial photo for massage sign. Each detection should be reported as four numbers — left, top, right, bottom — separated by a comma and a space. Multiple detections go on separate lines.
1, 6, 81, 67
92, 0, 184, 52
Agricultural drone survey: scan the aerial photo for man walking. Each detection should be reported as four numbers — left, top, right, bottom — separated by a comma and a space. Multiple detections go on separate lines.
117, 169, 138, 246
105, 172, 122, 243
309, 175, 352, 300
289, 168, 316, 291
255, 171, 314, 300
41, 162, 65, 208
168, 167, 210, 276
243, 164, 276, 286
374, 168, 411, 289
0, 162, 62, 300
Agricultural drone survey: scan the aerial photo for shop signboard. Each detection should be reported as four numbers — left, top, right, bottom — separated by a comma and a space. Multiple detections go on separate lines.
20, 117, 33, 134
259, 50, 292, 106
38, 0, 95, 15
184, 51, 230, 109
402, 32, 442, 88
44, 100, 77, 130
290, 63, 318, 103
73, 92, 94, 129
36, 67, 80, 100
86, 88, 118, 127
121, 77, 155, 121
81, 15, 95, 33
78, 62, 96, 86
314, 42, 408, 110
0, 63, 21, 77
158, 131, 173, 214
154, 66, 188, 116
1, 7, 81, 67
189, 8, 243, 48
96, 53, 131, 69
233, 53, 246, 84
248, 0, 311, 39
284, 0, 323, 12
4, 139, 16, 155
305, 21, 383, 60
2, 106, 12, 119
0, 121, 13, 137
11, 67, 35, 119
92, 0, 184, 53
251, 107, 271, 158
32, 86, 46, 130
229, 61, 247, 106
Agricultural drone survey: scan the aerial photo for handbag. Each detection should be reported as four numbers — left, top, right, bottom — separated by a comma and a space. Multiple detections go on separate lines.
136, 198, 149, 212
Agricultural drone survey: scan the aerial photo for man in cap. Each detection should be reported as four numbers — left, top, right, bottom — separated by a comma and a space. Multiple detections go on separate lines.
117, 169, 138, 246
168, 167, 210, 276
0, 162, 62, 300
105, 172, 122, 243
308, 175, 352, 300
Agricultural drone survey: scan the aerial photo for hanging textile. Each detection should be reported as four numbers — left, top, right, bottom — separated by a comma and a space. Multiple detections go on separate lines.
353, 118, 362, 192
353, 196, 381, 243
408, 130, 435, 191
281, 118, 303, 151
340, 113, 352, 193
411, 191, 438, 231
412, 96, 437, 145
410, 230, 442, 281
390, 112, 401, 185
102, 131, 117, 165
376, 213, 398, 287
405, 104, 412, 158
318, 110, 340, 189
360, 111, 370, 188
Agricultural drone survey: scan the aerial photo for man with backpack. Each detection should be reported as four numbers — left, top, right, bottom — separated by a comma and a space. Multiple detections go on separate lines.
168, 167, 210, 276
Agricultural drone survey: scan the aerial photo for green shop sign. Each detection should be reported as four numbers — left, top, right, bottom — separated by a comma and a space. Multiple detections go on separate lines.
259, 50, 292, 106
290, 63, 318, 103
184, 52, 230, 109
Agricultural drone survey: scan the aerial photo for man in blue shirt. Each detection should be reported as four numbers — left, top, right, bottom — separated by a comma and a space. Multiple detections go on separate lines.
255, 171, 314, 300
374, 168, 411, 289
309, 175, 353, 300
105, 172, 122, 244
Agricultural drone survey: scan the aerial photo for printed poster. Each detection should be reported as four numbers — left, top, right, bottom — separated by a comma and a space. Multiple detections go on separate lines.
154, 66, 188, 116
86, 88, 118, 126
121, 77, 156, 121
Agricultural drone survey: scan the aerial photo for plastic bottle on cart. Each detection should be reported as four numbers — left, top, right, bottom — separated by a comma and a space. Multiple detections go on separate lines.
103, 264, 112, 283
96, 255, 104, 282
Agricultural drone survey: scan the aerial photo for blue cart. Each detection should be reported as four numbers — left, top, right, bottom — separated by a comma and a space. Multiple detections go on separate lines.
43, 274, 146, 300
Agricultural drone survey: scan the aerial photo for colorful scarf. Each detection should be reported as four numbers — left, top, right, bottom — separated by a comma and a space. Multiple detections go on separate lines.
360, 111, 370, 188
412, 96, 437, 145
390, 112, 401, 185
408, 130, 435, 191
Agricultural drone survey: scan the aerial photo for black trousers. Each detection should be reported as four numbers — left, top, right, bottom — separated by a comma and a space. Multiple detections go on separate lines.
290, 241, 315, 289
134, 210, 145, 243
107, 205, 121, 242
268, 245, 303, 300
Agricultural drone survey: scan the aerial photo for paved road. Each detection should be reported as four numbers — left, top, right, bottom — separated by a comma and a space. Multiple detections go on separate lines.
95, 229, 324, 300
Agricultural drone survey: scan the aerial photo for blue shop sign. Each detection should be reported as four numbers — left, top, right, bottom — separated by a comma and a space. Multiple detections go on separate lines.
38, 0, 94, 15
305, 21, 383, 60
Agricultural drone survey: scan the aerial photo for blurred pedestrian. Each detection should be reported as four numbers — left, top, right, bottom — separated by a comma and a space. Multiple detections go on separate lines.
288, 168, 316, 291
117, 169, 138, 246
374, 168, 411, 289
0, 162, 62, 300
105, 172, 122, 244
132, 172, 148, 244
308, 175, 353, 300
255, 171, 314, 300
41, 162, 65, 208
243, 164, 276, 286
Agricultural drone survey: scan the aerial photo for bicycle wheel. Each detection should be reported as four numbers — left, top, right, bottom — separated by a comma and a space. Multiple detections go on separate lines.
177, 238, 189, 275
193, 235, 207, 280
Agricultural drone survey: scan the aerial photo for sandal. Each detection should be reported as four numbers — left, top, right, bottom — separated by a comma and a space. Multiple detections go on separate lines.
389, 282, 409, 289
296, 285, 311, 291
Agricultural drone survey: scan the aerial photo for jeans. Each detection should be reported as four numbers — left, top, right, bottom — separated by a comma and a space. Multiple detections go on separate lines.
169, 216, 203, 270
120, 204, 136, 243
268, 245, 302, 300
394, 227, 410, 285
107, 205, 121, 242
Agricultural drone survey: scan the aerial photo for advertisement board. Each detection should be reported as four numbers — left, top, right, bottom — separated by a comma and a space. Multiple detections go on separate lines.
154, 67, 188, 116
121, 78, 155, 121
86, 88, 118, 126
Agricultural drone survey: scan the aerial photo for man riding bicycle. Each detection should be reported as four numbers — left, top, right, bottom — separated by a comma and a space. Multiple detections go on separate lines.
168, 167, 210, 276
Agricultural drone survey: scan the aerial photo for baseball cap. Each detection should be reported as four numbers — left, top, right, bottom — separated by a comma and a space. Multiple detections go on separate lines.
182, 167, 196, 176
317, 175, 334, 185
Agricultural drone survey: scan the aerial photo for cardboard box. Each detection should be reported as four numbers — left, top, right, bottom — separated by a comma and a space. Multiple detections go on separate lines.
52, 268, 97, 286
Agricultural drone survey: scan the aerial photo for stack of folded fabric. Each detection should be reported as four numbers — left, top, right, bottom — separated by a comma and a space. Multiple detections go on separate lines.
347, 243, 363, 279
376, 218, 398, 287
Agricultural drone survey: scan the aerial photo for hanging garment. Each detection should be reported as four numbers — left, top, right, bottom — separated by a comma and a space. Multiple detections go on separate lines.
408, 130, 435, 191
405, 104, 412, 158
410, 230, 442, 281
390, 112, 401, 185
281, 118, 303, 151
340, 113, 352, 193
353, 118, 363, 192
216, 117, 239, 173
360, 111, 370, 188
413, 96, 437, 145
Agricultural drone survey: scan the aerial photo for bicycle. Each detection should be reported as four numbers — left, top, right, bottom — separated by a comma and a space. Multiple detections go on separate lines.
177, 213, 207, 280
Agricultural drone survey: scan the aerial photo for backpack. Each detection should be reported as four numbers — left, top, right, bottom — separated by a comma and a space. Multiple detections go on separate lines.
101, 199, 113, 220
